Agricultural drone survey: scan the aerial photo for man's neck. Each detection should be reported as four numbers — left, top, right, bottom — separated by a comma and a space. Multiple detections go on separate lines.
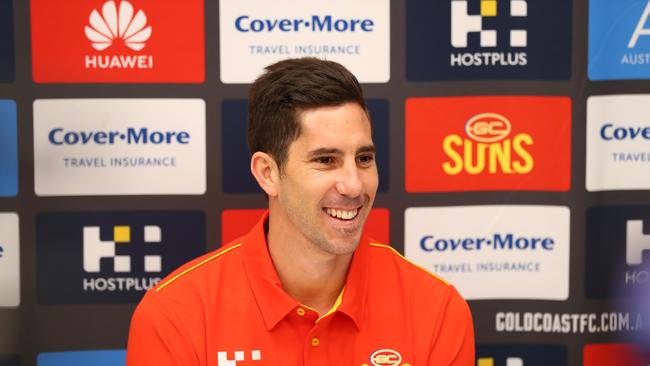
266, 218, 353, 315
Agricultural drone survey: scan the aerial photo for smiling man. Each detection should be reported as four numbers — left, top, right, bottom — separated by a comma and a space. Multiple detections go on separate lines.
126, 58, 474, 366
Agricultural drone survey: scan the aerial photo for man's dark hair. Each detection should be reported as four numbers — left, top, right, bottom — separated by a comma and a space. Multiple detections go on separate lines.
247, 57, 367, 170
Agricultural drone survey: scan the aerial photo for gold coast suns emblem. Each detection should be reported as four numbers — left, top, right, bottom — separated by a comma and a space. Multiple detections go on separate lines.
369, 349, 403, 366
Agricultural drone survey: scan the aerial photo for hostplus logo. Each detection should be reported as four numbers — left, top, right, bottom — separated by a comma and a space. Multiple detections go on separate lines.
450, 0, 527, 67
217, 350, 262, 366
442, 112, 533, 176
83, 225, 162, 292
84, 0, 153, 69
477, 357, 523, 366
625, 219, 650, 285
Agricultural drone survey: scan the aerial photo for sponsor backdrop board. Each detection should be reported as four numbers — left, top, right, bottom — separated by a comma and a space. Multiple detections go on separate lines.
33, 99, 206, 196
589, 0, 650, 80
37, 350, 126, 366
0, 0, 15, 82
405, 96, 572, 192
406, 0, 572, 80
30, 0, 205, 83
586, 95, 650, 191
219, 0, 390, 83
1, 0, 648, 365
477, 344, 568, 366
36, 211, 205, 303
405, 205, 570, 300
0, 100, 17, 196
0, 213, 19, 307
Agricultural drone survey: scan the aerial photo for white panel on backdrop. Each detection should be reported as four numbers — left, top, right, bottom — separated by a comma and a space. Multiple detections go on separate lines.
587, 95, 650, 191
405, 205, 570, 300
219, 0, 390, 83
33, 99, 206, 196
0, 213, 19, 307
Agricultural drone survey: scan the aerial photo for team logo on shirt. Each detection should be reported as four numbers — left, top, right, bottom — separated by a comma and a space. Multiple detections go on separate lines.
369, 349, 402, 366
217, 350, 261, 366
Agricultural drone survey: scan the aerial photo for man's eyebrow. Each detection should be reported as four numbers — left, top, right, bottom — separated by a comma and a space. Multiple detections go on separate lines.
357, 145, 376, 154
306, 148, 343, 158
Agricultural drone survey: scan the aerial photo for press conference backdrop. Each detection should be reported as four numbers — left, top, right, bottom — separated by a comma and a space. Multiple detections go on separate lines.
2, 0, 650, 365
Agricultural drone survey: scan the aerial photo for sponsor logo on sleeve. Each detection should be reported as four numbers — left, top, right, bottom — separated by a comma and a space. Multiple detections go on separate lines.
477, 344, 567, 366
219, 0, 389, 83
222, 99, 390, 193
36, 211, 204, 303
405, 96, 571, 192
589, 0, 650, 80
222, 208, 389, 245
33, 99, 205, 196
0, 0, 15, 82
31, 0, 204, 83
405, 205, 570, 300
586, 206, 650, 298
37, 350, 125, 366
0, 100, 17, 196
587, 95, 650, 191
217, 350, 262, 366
406, 0, 571, 80
0, 213, 19, 307
583, 343, 650, 366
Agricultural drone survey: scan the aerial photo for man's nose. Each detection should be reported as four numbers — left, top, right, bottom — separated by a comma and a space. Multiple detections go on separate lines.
335, 161, 363, 197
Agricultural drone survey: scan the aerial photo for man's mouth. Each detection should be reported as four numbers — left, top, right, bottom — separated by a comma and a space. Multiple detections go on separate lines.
323, 207, 360, 221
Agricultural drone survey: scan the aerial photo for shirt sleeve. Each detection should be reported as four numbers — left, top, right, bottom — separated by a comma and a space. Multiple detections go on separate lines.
126, 291, 200, 366
427, 286, 475, 366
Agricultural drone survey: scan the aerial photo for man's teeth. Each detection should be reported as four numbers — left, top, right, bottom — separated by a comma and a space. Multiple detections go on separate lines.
325, 208, 358, 220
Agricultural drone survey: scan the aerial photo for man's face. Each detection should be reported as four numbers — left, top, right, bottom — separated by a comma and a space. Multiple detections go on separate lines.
275, 102, 378, 256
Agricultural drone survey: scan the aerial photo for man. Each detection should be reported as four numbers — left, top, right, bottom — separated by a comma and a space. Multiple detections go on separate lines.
126, 57, 474, 365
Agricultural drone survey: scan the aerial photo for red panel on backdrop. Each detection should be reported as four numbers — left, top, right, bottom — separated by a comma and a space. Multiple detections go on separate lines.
221, 208, 390, 245
583, 344, 650, 366
31, 0, 204, 83
405, 96, 571, 192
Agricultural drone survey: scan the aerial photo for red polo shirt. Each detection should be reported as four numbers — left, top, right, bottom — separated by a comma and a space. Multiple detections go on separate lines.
127, 212, 474, 366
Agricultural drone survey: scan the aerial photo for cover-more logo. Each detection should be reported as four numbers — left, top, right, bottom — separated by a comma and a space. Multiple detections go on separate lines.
405, 205, 570, 300
587, 95, 650, 191
84, 0, 153, 69
451, 0, 527, 66
405, 96, 571, 192
219, 0, 389, 83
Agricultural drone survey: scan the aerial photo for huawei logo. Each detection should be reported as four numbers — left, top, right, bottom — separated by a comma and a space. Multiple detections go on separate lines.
84, 0, 152, 51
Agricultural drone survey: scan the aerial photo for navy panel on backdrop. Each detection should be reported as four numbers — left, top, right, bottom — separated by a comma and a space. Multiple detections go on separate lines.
0, 355, 19, 366
406, 0, 572, 80
36, 211, 205, 304
0, 0, 14, 82
476, 344, 567, 366
222, 99, 390, 193
586, 206, 650, 298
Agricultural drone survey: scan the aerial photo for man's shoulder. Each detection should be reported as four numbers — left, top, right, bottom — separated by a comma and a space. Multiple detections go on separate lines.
146, 239, 246, 300
365, 240, 460, 301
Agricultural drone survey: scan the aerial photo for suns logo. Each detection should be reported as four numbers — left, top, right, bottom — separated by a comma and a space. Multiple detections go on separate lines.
442, 113, 534, 175
85, 0, 152, 51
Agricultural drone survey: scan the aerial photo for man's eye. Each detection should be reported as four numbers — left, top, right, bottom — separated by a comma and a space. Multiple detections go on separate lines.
357, 155, 375, 164
315, 156, 334, 164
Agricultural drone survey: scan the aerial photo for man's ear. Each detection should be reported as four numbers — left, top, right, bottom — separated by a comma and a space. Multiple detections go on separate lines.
250, 151, 280, 197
